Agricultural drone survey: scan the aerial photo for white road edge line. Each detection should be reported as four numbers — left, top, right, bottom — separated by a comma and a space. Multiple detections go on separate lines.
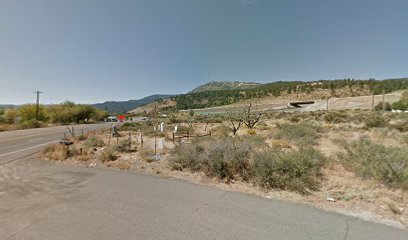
0, 140, 59, 158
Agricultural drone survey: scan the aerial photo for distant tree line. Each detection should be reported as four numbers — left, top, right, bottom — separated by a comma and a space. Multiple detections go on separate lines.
170, 78, 408, 110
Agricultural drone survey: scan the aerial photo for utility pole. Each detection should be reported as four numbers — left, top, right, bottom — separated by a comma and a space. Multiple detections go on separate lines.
33, 91, 43, 120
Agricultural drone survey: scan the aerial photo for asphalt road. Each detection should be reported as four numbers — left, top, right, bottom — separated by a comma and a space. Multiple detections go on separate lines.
0, 125, 407, 240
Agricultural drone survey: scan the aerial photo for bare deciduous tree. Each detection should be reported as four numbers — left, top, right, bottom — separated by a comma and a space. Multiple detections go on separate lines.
242, 101, 263, 129
225, 109, 243, 136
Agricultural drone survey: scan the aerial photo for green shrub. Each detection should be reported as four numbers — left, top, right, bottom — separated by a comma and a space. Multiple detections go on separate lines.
0, 114, 6, 124
245, 135, 268, 147
390, 92, 408, 110
338, 138, 408, 190
169, 142, 206, 171
289, 115, 300, 123
374, 102, 391, 111
84, 136, 105, 148
205, 138, 253, 181
323, 111, 349, 123
276, 123, 322, 146
364, 114, 387, 128
349, 111, 371, 124
170, 137, 254, 181
170, 137, 327, 193
253, 147, 325, 194
391, 101, 408, 111
101, 146, 117, 162
114, 139, 132, 153
21, 119, 44, 129
401, 135, 408, 145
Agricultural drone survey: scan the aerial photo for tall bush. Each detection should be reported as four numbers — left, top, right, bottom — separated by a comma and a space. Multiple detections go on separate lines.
253, 147, 325, 194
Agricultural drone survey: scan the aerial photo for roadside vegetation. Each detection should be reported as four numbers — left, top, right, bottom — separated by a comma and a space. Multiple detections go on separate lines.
0, 101, 108, 131
338, 138, 408, 190
169, 137, 326, 194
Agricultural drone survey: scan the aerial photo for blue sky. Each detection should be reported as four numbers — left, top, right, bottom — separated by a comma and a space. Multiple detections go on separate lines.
1, 0, 407, 104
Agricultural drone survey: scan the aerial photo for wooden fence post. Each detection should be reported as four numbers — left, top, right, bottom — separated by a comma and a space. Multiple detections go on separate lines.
154, 134, 157, 155
141, 132, 143, 148
108, 127, 112, 146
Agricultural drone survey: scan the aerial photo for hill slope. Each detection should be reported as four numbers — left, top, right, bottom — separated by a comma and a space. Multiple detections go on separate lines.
127, 78, 408, 113
190, 81, 260, 93
93, 94, 174, 114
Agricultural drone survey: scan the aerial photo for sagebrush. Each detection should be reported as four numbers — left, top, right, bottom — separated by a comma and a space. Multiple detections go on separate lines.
338, 138, 408, 190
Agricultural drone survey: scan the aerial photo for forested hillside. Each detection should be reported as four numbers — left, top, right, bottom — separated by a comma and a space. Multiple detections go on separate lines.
190, 81, 260, 93
93, 94, 174, 113
169, 78, 408, 110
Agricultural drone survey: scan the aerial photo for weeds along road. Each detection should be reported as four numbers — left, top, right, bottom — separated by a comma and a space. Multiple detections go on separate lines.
0, 125, 407, 239
0, 123, 110, 165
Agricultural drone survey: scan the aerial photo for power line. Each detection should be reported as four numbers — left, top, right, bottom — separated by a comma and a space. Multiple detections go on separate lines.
33, 91, 43, 120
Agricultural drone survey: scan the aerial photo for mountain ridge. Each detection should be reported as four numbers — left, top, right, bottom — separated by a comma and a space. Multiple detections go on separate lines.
92, 94, 175, 114
189, 81, 260, 93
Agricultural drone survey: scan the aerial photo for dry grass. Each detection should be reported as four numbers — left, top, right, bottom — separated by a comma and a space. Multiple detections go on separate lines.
84, 136, 105, 148
139, 147, 156, 162
41, 144, 78, 160
101, 146, 117, 162
105, 161, 131, 170
76, 134, 88, 141
75, 154, 92, 162
275, 122, 323, 147
338, 138, 408, 190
